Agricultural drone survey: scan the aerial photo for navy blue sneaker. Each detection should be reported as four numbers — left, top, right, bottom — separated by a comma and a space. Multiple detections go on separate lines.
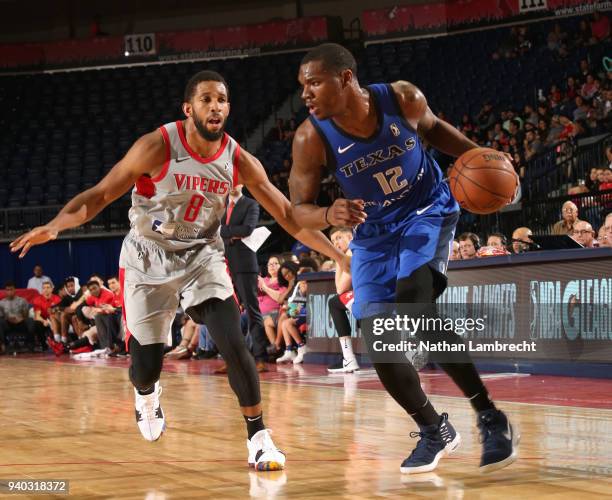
400, 413, 461, 474
478, 409, 519, 473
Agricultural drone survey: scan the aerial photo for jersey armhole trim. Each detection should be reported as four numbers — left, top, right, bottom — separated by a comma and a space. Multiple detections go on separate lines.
151, 126, 171, 183
308, 116, 337, 172
233, 142, 241, 187
386, 83, 419, 134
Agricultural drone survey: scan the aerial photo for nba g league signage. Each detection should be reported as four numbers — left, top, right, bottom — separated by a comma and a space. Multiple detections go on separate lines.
306, 256, 612, 363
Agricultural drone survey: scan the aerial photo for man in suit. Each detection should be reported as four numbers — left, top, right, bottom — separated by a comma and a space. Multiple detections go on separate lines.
221, 184, 269, 372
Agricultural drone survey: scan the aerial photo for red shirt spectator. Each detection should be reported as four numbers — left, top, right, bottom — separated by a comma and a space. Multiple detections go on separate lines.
33, 292, 60, 320
86, 287, 115, 308
591, 12, 610, 41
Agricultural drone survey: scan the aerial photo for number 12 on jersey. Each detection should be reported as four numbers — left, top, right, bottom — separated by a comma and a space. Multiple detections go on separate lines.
373, 166, 407, 195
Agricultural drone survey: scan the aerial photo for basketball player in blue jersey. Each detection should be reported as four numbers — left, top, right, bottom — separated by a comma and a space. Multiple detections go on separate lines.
289, 44, 518, 474
11, 70, 350, 472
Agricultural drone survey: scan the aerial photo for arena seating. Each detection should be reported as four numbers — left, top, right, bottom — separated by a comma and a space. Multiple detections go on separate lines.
0, 52, 304, 209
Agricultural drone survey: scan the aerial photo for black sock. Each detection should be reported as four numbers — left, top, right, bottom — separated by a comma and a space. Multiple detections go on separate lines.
469, 391, 496, 413
244, 413, 265, 439
438, 362, 496, 413
409, 398, 440, 428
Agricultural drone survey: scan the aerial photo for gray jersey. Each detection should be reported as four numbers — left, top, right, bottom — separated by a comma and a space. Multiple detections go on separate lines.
129, 120, 239, 251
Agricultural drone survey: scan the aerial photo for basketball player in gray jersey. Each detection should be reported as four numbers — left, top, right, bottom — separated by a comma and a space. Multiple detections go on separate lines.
11, 70, 349, 472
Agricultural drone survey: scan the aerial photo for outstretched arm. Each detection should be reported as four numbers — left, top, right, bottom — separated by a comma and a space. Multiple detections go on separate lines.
288, 120, 366, 230
11, 131, 167, 257
391, 80, 479, 157
238, 148, 347, 268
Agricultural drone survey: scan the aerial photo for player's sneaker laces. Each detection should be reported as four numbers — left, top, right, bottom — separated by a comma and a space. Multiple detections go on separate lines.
247, 429, 286, 471
477, 409, 519, 473
275, 349, 296, 363
327, 357, 360, 374
400, 413, 461, 474
134, 382, 166, 442
292, 344, 309, 364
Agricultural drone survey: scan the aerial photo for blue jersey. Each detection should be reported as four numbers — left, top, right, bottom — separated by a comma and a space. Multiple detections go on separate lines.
310, 83, 458, 226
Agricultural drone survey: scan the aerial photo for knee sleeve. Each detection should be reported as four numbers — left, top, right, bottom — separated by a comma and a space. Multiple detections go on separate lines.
128, 336, 165, 391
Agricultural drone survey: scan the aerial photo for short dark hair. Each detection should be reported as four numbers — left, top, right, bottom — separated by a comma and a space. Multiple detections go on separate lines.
4, 281, 15, 289
107, 275, 118, 282
184, 70, 229, 102
87, 280, 100, 288
458, 232, 481, 250
301, 43, 357, 74
487, 232, 508, 246
298, 257, 319, 272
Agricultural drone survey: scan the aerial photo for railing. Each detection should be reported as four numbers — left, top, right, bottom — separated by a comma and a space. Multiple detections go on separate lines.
524, 134, 611, 200
0, 201, 132, 242
473, 188, 612, 237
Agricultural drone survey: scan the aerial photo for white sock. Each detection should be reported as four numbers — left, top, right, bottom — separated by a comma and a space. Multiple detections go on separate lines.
339, 336, 356, 362
61, 336, 68, 344
54, 334, 61, 342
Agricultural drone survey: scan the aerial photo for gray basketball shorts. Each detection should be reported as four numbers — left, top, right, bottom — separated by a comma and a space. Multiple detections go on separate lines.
119, 232, 234, 345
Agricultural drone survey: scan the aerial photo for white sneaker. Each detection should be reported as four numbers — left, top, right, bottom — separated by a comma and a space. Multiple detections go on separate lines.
327, 357, 360, 374
275, 350, 296, 364
292, 344, 309, 364
134, 382, 166, 442
247, 429, 286, 471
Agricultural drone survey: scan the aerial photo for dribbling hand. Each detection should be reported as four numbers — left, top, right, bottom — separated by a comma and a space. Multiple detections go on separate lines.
10, 225, 59, 258
325, 199, 367, 227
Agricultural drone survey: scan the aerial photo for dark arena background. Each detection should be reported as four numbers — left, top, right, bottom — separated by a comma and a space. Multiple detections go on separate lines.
0, 0, 611, 498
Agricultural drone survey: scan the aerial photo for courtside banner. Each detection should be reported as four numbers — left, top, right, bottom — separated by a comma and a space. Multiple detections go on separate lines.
305, 251, 612, 363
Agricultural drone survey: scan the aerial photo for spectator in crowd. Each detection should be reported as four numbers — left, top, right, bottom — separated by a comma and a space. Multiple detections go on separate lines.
552, 201, 582, 235
165, 317, 200, 359
258, 256, 288, 354
94, 275, 123, 353
278, 275, 309, 364
573, 96, 590, 122
0, 281, 35, 353
590, 11, 610, 42
580, 74, 599, 101
571, 220, 597, 247
458, 232, 480, 259
476, 102, 496, 131
326, 226, 359, 373
575, 19, 592, 46
273, 261, 299, 362
54, 277, 82, 344
586, 167, 601, 191
599, 167, 612, 191
32, 281, 60, 346
267, 118, 286, 142
512, 227, 533, 253
319, 260, 336, 271
598, 213, 612, 247
523, 130, 543, 160
27, 265, 53, 293
450, 240, 461, 261
486, 233, 508, 250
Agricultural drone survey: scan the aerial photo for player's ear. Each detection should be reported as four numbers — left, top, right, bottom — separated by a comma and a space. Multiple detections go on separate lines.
182, 101, 192, 118
341, 69, 352, 88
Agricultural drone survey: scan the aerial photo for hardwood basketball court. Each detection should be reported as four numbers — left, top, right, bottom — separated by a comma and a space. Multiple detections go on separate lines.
1, 356, 611, 499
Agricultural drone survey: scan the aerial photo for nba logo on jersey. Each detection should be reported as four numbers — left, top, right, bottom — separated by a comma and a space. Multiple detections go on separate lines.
390, 123, 400, 137
224, 161, 232, 171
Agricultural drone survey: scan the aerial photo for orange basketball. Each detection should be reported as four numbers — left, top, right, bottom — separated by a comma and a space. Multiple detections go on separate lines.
448, 147, 519, 215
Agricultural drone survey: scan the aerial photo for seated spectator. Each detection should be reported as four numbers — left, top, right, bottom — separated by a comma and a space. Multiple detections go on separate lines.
586, 167, 601, 191
571, 220, 597, 247
0, 281, 35, 353
523, 104, 539, 127
552, 201, 582, 235
590, 11, 610, 42
273, 261, 299, 361
27, 265, 53, 294
580, 75, 599, 101
575, 19, 592, 47
573, 96, 589, 122
598, 213, 612, 247
511, 227, 533, 254
545, 115, 564, 145
94, 275, 123, 353
599, 168, 612, 191
458, 232, 480, 259
54, 277, 82, 344
278, 276, 309, 364
476, 102, 495, 131
565, 76, 579, 101
258, 256, 288, 351
165, 317, 200, 359
193, 324, 218, 360
486, 233, 508, 250
32, 281, 61, 347
523, 130, 543, 161
450, 240, 461, 260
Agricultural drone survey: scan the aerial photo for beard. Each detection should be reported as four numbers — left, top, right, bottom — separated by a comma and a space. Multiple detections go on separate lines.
193, 114, 226, 141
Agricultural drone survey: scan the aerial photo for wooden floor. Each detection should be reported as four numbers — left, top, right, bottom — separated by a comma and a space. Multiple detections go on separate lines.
1, 356, 611, 499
